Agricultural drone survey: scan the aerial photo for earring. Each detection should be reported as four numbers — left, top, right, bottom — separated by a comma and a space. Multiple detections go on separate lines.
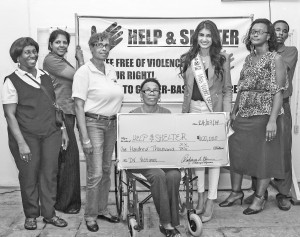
158, 98, 161, 103
141, 98, 144, 102
17, 60, 20, 68
250, 44, 255, 55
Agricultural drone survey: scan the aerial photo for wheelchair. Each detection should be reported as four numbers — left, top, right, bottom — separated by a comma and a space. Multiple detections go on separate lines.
114, 165, 203, 237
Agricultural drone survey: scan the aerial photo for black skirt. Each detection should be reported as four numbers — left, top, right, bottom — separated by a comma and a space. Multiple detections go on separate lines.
229, 114, 285, 179
55, 114, 81, 212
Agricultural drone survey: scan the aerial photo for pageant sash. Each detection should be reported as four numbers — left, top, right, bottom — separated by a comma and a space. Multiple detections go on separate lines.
191, 54, 213, 112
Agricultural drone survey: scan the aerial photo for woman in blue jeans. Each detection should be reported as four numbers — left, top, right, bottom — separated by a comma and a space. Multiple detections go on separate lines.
130, 78, 182, 237
72, 32, 124, 232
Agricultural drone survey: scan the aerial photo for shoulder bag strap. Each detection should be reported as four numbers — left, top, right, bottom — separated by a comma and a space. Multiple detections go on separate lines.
25, 72, 56, 108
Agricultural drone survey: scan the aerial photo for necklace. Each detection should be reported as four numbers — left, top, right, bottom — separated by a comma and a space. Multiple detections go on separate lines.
201, 55, 210, 69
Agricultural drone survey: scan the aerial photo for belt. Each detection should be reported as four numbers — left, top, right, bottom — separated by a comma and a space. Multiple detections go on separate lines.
85, 112, 117, 120
283, 97, 289, 104
240, 89, 268, 93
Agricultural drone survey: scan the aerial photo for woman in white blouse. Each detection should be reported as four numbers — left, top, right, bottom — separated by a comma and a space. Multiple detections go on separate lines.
72, 32, 124, 232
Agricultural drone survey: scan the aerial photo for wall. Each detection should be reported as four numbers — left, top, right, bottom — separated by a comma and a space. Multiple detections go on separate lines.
0, 0, 300, 186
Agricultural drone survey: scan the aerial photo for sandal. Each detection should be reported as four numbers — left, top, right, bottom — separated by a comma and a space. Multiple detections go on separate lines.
43, 216, 68, 227
24, 218, 37, 230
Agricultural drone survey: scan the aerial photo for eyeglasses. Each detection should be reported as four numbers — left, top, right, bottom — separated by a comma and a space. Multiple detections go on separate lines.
93, 42, 111, 50
250, 29, 269, 35
142, 89, 160, 95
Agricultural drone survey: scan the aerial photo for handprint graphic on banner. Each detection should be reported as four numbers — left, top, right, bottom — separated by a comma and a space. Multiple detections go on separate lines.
91, 22, 123, 51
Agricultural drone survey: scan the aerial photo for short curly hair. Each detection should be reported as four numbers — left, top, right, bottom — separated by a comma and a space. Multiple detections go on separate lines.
9, 37, 39, 63
244, 18, 278, 52
88, 31, 112, 47
273, 20, 289, 32
140, 78, 161, 91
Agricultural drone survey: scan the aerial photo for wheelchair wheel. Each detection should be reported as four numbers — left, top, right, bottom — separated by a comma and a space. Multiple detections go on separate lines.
128, 218, 138, 237
114, 166, 123, 217
122, 195, 128, 221
187, 213, 203, 236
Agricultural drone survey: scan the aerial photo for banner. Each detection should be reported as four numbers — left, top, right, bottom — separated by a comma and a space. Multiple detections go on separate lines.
77, 16, 253, 102
117, 113, 228, 169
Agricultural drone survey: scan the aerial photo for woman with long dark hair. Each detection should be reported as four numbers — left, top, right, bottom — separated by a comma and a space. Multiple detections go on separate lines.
219, 18, 287, 215
179, 20, 232, 222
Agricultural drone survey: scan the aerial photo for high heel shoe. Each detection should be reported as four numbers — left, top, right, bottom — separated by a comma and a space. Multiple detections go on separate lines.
244, 190, 268, 205
201, 199, 214, 223
219, 191, 244, 207
243, 193, 266, 215
195, 207, 205, 215
195, 192, 205, 215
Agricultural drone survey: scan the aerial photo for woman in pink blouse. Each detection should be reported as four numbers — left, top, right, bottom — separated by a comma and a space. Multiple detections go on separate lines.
219, 18, 287, 215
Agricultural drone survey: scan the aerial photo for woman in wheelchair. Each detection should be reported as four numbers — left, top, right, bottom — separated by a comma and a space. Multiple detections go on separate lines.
129, 78, 182, 237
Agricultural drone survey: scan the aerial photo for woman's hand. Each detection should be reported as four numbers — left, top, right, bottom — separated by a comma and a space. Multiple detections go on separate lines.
61, 128, 69, 150
75, 45, 84, 66
266, 120, 277, 142
18, 142, 32, 162
82, 139, 93, 154
229, 112, 237, 128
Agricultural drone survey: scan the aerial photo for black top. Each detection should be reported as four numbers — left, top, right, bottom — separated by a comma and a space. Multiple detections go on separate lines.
5, 71, 59, 136
191, 69, 209, 101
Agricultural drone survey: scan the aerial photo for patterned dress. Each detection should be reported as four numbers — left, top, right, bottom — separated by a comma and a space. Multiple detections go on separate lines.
229, 52, 286, 179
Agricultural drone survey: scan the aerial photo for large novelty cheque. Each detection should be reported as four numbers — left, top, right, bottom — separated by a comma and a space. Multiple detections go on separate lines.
117, 113, 228, 169
76, 16, 252, 102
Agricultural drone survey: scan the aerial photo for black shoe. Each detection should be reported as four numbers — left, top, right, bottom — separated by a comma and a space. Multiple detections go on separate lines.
86, 220, 99, 232
244, 190, 268, 205
64, 208, 80, 214
219, 191, 244, 207
276, 193, 291, 211
24, 218, 37, 230
98, 214, 120, 223
159, 225, 181, 237
243, 194, 266, 215
43, 216, 68, 227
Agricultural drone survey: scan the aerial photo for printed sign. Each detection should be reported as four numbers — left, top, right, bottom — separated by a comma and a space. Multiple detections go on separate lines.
117, 113, 229, 169
76, 16, 253, 102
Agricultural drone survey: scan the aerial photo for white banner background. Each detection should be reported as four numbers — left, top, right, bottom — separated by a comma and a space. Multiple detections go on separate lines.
77, 16, 252, 102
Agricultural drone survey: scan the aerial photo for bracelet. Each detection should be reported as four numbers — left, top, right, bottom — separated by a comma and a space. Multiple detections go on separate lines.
61, 126, 66, 130
83, 139, 91, 145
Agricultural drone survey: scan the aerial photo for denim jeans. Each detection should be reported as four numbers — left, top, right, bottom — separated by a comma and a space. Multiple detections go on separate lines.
84, 117, 117, 221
